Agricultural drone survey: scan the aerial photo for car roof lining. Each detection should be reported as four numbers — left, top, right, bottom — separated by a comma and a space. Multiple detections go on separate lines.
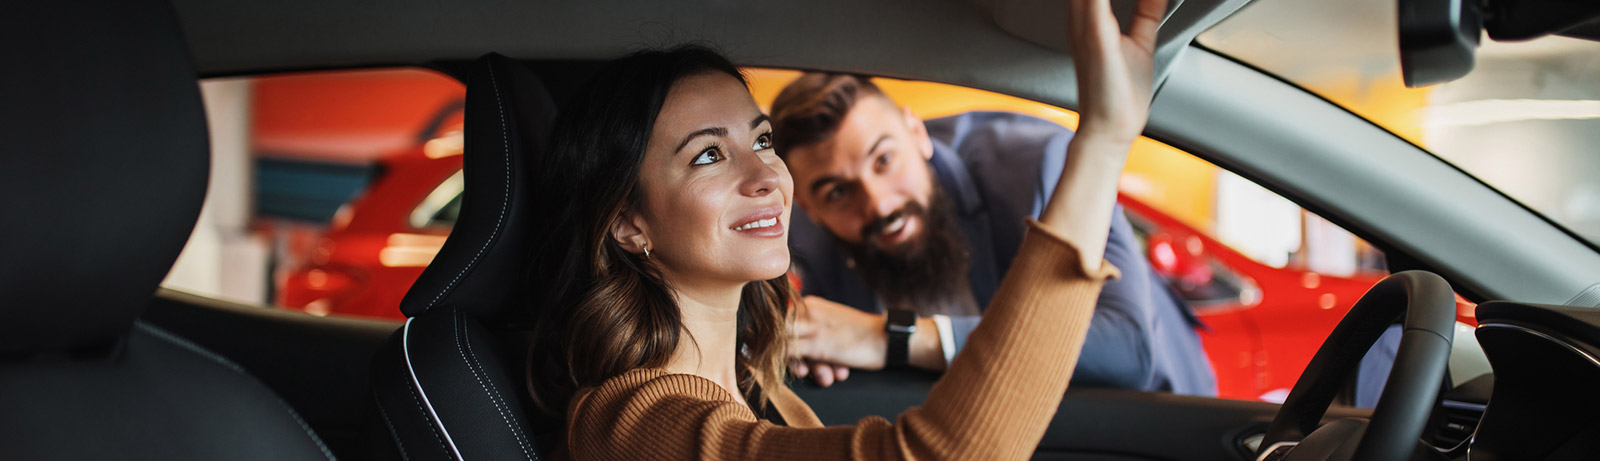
173, 0, 1248, 110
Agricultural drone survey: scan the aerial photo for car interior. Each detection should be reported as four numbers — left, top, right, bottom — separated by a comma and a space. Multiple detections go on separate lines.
5, 0, 1600, 460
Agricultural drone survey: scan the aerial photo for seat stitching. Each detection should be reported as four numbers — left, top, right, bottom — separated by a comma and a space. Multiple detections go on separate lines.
460, 310, 540, 460
455, 309, 536, 460
403, 318, 464, 460
135, 322, 336, 461
427, 61, 512, 312
462, 321, 539, 460
375, 396, 412, 461
404, 370, 451, 460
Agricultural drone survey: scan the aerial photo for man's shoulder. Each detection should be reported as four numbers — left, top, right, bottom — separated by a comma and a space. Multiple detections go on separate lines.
924, 110, 1067, 132
924, 111, 1073, 146
925, 111, 1074, 174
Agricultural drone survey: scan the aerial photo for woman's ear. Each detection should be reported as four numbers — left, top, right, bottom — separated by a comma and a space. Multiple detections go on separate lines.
902, 106, 935, 161
610, 210, 649, 256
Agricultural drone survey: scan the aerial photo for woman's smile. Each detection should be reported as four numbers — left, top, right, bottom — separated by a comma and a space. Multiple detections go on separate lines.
730, 205, 786, 237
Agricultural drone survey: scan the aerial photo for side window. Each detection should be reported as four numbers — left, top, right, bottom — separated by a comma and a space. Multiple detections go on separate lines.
162, 67, 465, 319
747, 69, 1415, 403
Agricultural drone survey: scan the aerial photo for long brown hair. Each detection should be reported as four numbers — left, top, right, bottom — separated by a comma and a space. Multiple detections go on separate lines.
522, 45, 793, 418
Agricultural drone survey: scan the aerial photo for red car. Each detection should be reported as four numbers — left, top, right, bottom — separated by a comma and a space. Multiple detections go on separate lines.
278, 122, 464, 318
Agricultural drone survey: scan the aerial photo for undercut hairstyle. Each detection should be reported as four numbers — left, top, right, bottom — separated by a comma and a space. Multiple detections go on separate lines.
769, 73, 887, 160
522, 44, 794, 418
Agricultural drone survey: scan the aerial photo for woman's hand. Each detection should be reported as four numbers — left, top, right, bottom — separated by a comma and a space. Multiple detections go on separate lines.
1068, 0, 1167, 147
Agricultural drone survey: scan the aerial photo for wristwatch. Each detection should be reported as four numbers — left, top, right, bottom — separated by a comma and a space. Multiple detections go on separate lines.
884, 309, 918, 368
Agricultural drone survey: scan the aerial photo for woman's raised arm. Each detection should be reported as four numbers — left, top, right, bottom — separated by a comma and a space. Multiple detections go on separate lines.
1040, 0, 1168, 270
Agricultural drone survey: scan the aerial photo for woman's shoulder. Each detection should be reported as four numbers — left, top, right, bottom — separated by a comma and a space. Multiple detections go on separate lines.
565, 369, 770, 457
575, 368, 737, 405
568, 368, 748, 427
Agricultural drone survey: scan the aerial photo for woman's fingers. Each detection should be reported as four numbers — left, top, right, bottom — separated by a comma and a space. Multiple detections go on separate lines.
1067, 0, 1117, 60
1129, 0, 1168, 52
1066, 0, 1164, 144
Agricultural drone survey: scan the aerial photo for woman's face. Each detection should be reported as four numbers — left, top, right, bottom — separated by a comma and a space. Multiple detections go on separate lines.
627, 71, 794, 288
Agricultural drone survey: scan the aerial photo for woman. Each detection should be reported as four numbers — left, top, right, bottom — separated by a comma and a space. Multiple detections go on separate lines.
522, 0, 1167, 458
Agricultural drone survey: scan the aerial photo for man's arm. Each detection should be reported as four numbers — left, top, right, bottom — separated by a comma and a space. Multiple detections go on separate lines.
790, 295, 949, 373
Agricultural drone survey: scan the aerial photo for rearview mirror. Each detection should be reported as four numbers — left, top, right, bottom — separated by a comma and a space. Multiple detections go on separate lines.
1398, 0, 1481, 88
1399, 0, 1600, 87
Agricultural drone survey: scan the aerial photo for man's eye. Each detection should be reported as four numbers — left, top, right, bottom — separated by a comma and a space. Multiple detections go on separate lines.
875, 153, 891, 169
754, 133, 773, 151
823, 186, 845, 203
692, 147, 722, 166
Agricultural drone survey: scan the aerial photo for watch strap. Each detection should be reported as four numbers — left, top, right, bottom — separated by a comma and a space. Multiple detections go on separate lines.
884, 309, 917, 368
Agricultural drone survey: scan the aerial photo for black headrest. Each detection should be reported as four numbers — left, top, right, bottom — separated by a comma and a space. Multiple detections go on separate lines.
399, 54, 556, 318
0, 0, 209, 354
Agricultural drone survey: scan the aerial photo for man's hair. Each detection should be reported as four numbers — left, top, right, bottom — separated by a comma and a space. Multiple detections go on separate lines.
769, 73, 887, 160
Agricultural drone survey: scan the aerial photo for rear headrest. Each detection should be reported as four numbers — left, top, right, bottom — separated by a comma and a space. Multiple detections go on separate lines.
399, 54, 556, 318
0, 0, 209, 354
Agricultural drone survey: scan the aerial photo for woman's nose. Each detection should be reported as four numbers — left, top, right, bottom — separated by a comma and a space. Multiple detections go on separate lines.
739, 152, 782, 197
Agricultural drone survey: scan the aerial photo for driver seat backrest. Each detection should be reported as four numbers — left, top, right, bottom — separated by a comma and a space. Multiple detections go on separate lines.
370, 53, 558, 460
0, 1, 334, 459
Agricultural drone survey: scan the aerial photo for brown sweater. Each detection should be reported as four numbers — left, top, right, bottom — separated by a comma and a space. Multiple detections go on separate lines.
562, 221, 1119, 460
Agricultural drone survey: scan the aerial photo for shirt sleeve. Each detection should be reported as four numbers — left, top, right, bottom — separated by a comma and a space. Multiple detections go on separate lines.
567, 221, 1120, 461
930, 314, 958, 365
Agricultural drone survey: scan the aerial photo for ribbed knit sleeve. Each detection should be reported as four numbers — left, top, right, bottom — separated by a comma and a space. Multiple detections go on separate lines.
563, 220, 1119, 460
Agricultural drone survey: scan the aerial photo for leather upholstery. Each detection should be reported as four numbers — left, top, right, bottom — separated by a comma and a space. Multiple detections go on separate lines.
398, 53, 554, 320
0, 0, 208, 354
372, 53, 557, 460
0, 0, 335, 458
0, 323, 336, 460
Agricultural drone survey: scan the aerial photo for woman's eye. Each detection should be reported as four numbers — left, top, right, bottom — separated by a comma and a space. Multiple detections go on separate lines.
874, 153, 892, 169
753, 133, 773, 151
692, 147, 722, 166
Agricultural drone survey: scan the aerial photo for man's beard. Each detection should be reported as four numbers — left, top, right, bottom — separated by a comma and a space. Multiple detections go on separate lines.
833, 186, 980, 317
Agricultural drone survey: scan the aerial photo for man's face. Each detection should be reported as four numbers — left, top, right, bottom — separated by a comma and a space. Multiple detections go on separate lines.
785, 95, 937, 255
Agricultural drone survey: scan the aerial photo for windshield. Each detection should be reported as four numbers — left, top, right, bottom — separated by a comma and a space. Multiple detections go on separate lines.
1199, 0, 1600, 248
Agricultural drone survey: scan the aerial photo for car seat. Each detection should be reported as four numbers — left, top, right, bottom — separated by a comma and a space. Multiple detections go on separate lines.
0, 1, 335, 459
370, 53, 558, 460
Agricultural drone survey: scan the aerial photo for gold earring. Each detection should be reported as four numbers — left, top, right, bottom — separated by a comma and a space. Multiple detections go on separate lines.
643, 243, 651, 259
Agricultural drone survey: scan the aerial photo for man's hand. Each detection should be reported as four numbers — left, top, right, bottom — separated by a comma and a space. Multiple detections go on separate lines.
790, 295, 889, 372
789, 295, 950, 387
789, 359, 851, 387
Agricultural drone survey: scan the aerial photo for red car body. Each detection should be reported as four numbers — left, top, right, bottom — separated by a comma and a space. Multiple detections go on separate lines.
278, 139, 462, 318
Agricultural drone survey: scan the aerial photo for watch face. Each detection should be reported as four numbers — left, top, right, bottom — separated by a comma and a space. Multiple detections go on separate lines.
886, 309, 918, 334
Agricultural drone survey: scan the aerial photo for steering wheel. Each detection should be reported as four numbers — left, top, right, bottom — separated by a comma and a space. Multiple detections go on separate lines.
1257, 271, 1457, 461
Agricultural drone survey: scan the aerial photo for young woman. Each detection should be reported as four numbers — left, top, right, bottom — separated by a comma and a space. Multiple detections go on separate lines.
522, 0, 1168, 458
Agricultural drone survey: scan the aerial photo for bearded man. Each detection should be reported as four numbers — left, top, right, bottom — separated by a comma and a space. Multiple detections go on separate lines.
774, 73, 1216, 396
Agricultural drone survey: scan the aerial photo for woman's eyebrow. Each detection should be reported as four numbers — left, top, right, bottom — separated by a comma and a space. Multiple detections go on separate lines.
750, 114, 770, 129
674, 127, 728, 155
